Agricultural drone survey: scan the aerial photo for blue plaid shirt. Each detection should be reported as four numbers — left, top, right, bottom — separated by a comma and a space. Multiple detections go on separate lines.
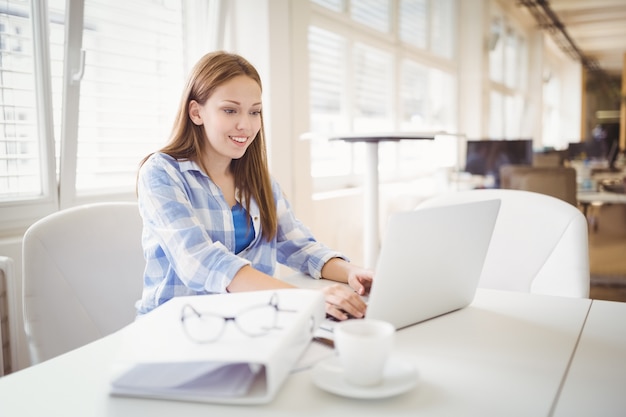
136, 152, 345, 314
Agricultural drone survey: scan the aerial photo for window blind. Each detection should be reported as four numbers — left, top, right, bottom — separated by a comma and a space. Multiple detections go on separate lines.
400, 59, 428, 125
311, 0, 343, 13
399, 0, 428, 50
350, 0, 389, 33
488, 8, 529, 139
0, 0, 41, 199
430, 0, 455, 59
353, 42, 391, 123
73, 0, 184, 194
309, 26, 343, 116
308, 25, 351, 177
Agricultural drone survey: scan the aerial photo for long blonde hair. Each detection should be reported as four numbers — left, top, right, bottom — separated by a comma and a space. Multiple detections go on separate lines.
140, 51, 277, 241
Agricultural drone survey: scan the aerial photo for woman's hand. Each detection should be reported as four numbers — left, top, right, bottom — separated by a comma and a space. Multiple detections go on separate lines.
319, 258, 374, 320
346, 267, 373, 296
321, 283, 368, 321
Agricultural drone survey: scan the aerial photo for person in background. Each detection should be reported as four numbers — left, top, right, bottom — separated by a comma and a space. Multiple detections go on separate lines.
136, 51, 372, 320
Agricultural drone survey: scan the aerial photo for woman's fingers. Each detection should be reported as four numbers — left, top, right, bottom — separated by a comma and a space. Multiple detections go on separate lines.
322, 284, 367, 320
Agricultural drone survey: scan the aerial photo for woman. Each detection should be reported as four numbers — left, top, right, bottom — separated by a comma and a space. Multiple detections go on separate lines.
136, 51, 372, 320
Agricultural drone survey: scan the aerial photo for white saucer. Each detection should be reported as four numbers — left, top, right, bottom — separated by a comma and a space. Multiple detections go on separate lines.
311, 356, 418, 399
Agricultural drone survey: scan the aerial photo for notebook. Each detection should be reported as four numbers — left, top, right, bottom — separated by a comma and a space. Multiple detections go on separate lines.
321, 198, 500, 333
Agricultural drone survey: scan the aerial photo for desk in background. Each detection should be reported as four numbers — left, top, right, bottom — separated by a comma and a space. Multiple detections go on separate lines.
577, 190, 626, 209
577, 191, 626, 231
4, 284, 625, 417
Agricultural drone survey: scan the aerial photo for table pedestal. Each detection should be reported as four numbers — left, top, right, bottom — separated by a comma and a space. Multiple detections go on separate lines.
363, 142, 379, 267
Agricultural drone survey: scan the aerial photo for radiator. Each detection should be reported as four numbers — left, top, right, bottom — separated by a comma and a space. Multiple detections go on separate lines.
0, 256, 14, 376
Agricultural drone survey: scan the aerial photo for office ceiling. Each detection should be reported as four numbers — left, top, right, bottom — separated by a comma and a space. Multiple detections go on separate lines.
547, 0, 626, 77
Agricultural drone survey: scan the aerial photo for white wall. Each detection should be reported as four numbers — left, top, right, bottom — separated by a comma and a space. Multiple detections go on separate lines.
560, 63, 583, 142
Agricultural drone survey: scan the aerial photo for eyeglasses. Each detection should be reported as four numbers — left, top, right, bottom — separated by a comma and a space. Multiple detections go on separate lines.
180, 292, 297, 343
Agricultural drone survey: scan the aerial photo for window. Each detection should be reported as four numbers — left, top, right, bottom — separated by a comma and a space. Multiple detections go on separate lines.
0, 0, 57, 231
0, 0, 53, 201
0, 0, 189, 230
308, 0, 458, 191
399, 0, 428, 50
488, 8, 528, 139
308, 26, 350, 178
311, 0, 343, 13
62, 0, 185, 204
353, 43, 392, 132
350, 0, 390, 33
542, 70, 561, 149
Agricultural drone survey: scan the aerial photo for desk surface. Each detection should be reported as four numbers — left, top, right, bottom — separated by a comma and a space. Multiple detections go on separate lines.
0, 288, 604, 417
552, 299, 626, 417
577, 190, 626, 204
329, 131, 445, 142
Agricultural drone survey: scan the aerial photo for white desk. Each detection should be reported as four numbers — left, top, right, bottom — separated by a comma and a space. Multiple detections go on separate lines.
577, 190, 626, 206
0, 288, 602, 417
577, 190, 626, 231
552, 299, 626, 417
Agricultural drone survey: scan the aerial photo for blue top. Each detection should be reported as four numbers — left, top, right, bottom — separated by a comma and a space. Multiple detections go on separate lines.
135, 152, 347, 314
232, 202, 254, 254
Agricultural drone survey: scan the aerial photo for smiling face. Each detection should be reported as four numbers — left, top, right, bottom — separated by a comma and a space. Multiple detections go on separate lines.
188, 75, 262, 165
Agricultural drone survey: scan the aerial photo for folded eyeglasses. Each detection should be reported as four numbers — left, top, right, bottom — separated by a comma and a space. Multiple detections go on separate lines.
180, 292, 298, 343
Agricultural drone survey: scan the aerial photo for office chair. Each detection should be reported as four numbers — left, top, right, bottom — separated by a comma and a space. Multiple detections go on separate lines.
499, 165, 578, 206
416, 189, 590, 298
22, 202, 145, 364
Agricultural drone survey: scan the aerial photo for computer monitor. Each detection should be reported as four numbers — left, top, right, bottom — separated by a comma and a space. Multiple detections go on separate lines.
593, 122, 620, 168
567, 122, 620, 169
464, 139, 534, 187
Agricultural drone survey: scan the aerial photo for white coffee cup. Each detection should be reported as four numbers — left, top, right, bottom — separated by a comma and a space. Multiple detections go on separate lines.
334, 319, 395, 387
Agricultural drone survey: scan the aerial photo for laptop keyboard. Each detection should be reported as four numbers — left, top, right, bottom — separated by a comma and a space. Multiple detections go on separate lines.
317, 295, 369, 335
318, 312, 360, 334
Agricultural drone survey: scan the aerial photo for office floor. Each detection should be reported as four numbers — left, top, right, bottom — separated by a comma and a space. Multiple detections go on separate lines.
588, 204, 626, 302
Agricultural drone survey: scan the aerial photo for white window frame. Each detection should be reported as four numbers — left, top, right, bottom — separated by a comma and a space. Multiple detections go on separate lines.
0, 0, 57, 234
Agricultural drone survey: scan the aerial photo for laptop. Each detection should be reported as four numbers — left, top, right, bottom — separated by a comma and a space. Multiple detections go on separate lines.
321, 198, 500, 332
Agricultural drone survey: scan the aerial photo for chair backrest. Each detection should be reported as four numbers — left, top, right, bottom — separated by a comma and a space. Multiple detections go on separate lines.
416, 189, 590, 298
22, 202, 144, 364
532, 152, 563, 167
499, 165, 577, 206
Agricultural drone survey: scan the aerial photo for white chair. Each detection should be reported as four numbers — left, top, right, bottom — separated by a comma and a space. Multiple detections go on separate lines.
415, 189, 590, 298
22, 202, 145, 364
